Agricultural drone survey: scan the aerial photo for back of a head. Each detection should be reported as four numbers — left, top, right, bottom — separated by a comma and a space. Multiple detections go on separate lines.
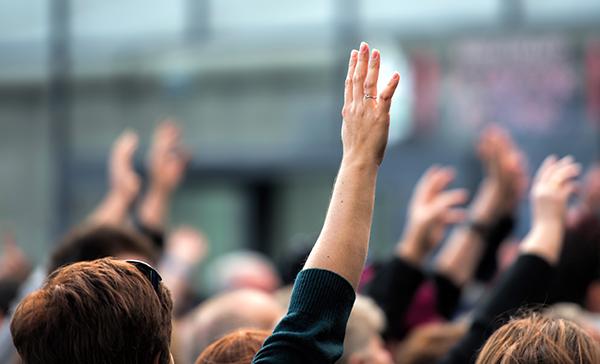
340, 295, 391, 364
49, 225, 159, 273
204, 251, 281, 294
182, 289, 283, 362
476, 314, 600, 364
11, 258, 173, 364
195, 329, 270, 364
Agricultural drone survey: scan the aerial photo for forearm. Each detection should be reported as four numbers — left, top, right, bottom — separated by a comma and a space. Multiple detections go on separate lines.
435, 182, 498, 286
519, 223, 563, 265
435, 228, 485, 286
395, 224, 429, 266
304, 158, 378, 289
87, 192, 131, 226
138, 186, 171, 231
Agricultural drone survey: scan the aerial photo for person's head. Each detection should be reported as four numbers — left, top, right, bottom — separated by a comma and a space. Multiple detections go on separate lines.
476, 314, 600, 364
180, 289, 283, 363
11, 258, 173, 364
204, 250, 281, 294
394, 322, 468, 364
195, 329, 270, 364
49, 225, 159, 273
340, 295, 393, 364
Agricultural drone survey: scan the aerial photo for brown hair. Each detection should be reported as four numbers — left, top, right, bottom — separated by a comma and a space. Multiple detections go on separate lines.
195, 329, 270, 364
49, 225, 159, 273
476, 314, 600, 364
11, 258, 173, 364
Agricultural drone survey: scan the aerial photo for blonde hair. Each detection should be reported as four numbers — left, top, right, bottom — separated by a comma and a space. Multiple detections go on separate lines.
476, 314, 600, 364
339, 295, 386, 363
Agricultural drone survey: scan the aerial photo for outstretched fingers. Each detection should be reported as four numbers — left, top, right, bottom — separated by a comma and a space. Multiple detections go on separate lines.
378, 72, 400, 113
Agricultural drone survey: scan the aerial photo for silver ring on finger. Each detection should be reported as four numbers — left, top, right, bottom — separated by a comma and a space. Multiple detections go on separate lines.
364, 94, 377, 100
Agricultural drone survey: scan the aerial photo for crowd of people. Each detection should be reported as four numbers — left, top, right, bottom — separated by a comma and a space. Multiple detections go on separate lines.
1, 42, 600, 363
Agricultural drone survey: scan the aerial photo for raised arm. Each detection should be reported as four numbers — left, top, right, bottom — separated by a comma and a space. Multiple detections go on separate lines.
435, 126, 526, 286
366, 166, 467, 337
253, 42, 399, 363
87, 130, 141, 226
441, 155, 580, 364
137, 121, 189, 233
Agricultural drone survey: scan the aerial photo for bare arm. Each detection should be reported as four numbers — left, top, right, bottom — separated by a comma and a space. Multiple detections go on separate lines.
138, 121, 188, 231
304, 42, 399, 289
87, 130, 141, 226
396, 166, 467, 266
441, 155, 580, 364
436, 126, 527, 285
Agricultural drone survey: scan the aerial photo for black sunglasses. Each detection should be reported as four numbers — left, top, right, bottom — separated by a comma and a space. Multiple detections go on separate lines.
126, 259, 163, 294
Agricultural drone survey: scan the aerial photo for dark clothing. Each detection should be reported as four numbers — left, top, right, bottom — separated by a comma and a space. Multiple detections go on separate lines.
440, 254, 554, 364
132, 215, 165, 250
364, 257, 425, 339
432, 272, 462, 319
474, 215, 515, 282
548, 213, 600, 305
253, 268, 355, 363
366, 215, 515, 339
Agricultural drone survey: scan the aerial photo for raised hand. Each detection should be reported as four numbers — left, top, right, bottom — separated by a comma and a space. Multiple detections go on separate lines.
138, 121, 189, 232
303, 42, 400, 288
471, 125, 528, 223
341, 42, 400, 166
147, 121, 189, 194
531, 156, 579, 225
521, 155, 580, 264
109, 130, 141, 204
88, 130, 140, 226
398, 166, 468, 265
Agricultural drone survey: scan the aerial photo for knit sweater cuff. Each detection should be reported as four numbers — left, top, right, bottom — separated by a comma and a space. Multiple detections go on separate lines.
289, 269, 356, 322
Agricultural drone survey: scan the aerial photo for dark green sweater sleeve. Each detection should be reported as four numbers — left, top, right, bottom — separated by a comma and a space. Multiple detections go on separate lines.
252, 269, 356, 363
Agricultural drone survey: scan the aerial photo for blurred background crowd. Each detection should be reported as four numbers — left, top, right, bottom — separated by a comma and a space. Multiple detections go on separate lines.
1, 1, 600, 363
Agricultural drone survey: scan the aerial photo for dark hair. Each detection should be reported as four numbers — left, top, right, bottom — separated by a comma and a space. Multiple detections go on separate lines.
476, 314, 600, 364
11, 258, 173, 364
195, 329, 270, 364
49, 225, 159, 273
0, 279, 20, 315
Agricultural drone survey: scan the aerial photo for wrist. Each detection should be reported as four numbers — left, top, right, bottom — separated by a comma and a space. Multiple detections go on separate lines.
341, 154, 381, 172
396, 225, 429, 265
397, 241, 427, 266
147, 182, 174, 197
470, 179, 502, 223
105, 190, 135, 210
520, 222, 564, 265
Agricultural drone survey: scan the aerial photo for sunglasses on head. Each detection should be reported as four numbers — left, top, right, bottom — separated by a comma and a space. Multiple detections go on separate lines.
126, 259, 163, 294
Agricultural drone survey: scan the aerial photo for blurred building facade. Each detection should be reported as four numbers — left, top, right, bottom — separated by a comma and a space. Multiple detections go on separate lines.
0, 0, 599, 271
